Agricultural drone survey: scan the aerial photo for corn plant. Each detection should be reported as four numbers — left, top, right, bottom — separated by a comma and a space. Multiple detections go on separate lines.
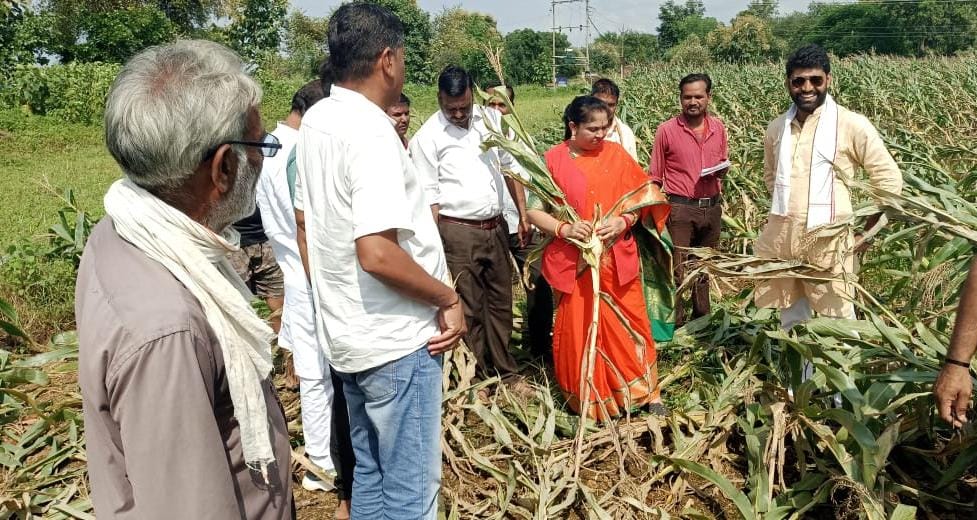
0, 332, 87, 518
7, 54, 977, 519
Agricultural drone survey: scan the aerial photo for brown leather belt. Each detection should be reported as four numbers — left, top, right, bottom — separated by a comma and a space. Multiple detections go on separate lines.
667, 194, 722, 207
439, 215, 504, 230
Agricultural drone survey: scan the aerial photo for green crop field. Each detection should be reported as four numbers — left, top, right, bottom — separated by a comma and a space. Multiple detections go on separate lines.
3, 55, 977, 518
0, 84, 576, 248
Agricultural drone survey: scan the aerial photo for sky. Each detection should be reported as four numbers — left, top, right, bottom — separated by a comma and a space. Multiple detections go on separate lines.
291, 0, 815, 43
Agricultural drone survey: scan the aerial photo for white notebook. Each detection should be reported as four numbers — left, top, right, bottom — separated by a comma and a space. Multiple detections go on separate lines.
700, 160, 732, 177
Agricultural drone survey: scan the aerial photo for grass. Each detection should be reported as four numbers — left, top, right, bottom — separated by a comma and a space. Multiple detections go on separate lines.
0, 111, 119, 246
0, 84, 577, 249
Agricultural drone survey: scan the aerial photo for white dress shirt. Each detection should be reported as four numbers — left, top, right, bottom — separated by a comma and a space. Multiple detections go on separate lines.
409, 105, 518, 221
293, 86, 448, 374
254, 122, 326, 379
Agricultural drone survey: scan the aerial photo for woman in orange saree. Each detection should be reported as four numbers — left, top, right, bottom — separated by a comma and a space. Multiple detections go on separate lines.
527, 96, 671, 421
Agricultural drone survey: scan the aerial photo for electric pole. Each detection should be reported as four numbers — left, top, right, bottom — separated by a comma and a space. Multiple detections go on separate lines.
584, 0, 590, 77
551, 4, 557, 86
550, 0, 591, 86
620, 26, 625, 79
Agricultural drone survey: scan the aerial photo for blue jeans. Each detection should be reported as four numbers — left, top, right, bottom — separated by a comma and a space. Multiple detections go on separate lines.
336, 347, 442, 520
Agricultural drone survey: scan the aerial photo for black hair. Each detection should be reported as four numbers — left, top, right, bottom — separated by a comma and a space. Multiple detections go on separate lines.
398, 92, 410, 106
484, 80, 515, 103
679, 73, 712, 93
437, 65, 474, 97
786, 44, 831, 77
562, 95, 612, 140
317, 60, 334, 96
590, 78, 620, 99
327, 3, 404, 83
290, 80, 326, 116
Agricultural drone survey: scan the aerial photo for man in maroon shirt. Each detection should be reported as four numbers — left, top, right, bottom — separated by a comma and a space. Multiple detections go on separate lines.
649, 73, 729, 326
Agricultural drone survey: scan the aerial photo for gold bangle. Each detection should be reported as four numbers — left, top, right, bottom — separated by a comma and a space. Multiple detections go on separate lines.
556, 222, 568, 238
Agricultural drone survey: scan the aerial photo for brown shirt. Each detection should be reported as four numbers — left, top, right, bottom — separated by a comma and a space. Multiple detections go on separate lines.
76, 218, 293, 519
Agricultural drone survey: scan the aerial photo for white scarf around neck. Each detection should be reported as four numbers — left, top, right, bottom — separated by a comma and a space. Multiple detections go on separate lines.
771, 93, 839, 229
104, 178, 276, 480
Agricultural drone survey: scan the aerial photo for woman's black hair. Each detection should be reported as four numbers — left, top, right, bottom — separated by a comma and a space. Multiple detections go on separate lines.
563, 95, 612, 140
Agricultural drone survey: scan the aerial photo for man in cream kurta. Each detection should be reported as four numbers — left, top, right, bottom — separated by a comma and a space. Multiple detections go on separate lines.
755, 44, 902, 327
592, 77, 639, 161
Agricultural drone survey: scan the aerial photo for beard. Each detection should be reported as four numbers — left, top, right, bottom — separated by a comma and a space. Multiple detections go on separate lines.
205, 149, 261, 232
792, 89, 828, 113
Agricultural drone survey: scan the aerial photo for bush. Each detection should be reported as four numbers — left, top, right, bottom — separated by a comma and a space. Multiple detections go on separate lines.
252, 70, 306, 124
0, 241, 77, 341
0, 188, 96, 342
667, 34, 713, 69
2, 62, 120, 124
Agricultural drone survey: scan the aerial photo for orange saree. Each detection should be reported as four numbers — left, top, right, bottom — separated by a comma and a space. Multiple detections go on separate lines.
542, 141, 670, 421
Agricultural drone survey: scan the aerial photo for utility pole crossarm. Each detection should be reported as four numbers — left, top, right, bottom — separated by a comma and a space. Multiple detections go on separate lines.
551, 0, 591, 86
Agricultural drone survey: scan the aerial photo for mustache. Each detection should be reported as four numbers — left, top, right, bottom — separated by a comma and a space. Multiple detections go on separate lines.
793, 90, 827, 106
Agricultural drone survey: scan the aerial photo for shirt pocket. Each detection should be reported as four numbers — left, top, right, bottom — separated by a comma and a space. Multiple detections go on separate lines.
703, 138, 726, 168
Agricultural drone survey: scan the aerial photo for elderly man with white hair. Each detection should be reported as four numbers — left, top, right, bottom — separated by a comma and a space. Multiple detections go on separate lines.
75, 40, 293, 519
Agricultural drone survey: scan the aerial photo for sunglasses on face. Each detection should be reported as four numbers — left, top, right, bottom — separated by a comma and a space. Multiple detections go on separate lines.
790, 75, 826, 88
202, 133, 282, 162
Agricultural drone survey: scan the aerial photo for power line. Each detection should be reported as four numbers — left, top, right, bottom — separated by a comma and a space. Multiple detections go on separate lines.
550, 0, 592, 85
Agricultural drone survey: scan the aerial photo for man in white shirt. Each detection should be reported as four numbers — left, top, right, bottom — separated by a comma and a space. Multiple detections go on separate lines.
485, 82, 554, 362
592, 77, 639, 161
254, 79, 345, 499
410, 66, 530, 396
293, 5, 465, 518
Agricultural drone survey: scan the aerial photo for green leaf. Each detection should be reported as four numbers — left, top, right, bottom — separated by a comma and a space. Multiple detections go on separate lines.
820, 408, 881, 486
14, 346, 78, 368
0, 367, 49, 385
888, 504, 916, 520
936, 441, 977, 489
670, 457, 756, 519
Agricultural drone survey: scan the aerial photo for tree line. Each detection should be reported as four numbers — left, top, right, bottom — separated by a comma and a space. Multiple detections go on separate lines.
2, 0, 976, 86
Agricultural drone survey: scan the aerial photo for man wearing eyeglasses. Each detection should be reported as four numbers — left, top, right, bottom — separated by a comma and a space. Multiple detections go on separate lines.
77, 40, 293, 518
755, 44, 903, 333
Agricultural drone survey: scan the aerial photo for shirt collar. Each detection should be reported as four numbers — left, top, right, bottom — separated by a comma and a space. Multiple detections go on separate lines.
676, 113, 711, 127
329, 85, 393, 126
791, 100, 826, 125
274, 122, 299, 137
675, 114, 715, 138
437, 104, 484, 131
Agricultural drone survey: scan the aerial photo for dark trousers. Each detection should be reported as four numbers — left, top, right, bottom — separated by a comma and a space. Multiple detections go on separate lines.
330, 370, 355, 500
508, 233, 553, 360
439, 220, 519, 380
667, 202, 722, 326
